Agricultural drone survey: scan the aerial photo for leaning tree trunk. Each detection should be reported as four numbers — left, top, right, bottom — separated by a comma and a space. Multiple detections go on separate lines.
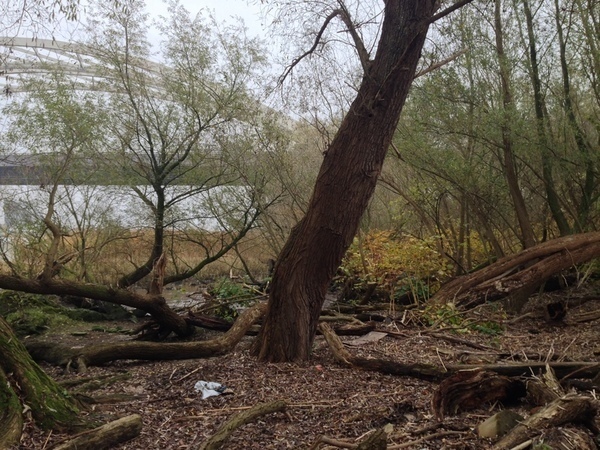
252, 0, 442, 362
0, 316, 81, 447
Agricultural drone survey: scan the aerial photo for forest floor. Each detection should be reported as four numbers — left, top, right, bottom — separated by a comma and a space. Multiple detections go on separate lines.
12, 281, 600, 450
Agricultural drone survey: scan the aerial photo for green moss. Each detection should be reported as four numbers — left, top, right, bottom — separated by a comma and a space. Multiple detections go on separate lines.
0, 367, 23, 447
0, 316, 81, 431
6, 309, 51, 335
0, 291, 130, 337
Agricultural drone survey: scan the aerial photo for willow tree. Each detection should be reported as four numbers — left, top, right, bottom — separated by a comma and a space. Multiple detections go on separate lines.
252, 0, 475, 362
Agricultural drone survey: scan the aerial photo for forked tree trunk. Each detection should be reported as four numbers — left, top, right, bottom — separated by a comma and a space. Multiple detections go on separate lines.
252, 0, 442, 362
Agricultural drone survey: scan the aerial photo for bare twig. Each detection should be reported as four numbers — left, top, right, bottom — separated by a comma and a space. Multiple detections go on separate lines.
279, 10, 342, 84
414, 48, 467, 78
388, 431, 466, 449
279, 6, 372, 84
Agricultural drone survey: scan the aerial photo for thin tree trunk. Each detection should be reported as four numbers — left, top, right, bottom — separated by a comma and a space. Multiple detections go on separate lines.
554, 0, 596, 231
522, 0, 571, 236
252, 0, 442, 362
494, 0, 537, 249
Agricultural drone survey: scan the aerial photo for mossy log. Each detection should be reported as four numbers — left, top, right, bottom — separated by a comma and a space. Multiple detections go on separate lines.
197, 400, 286, 450
0, 275, 193, 336
52, 414, 142, 450
0, 366, 23, 448
0, 315, 81, 444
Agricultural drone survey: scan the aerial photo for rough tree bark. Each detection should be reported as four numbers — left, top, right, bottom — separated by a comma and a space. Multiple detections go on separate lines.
0, 316, 81, 447
253, 0, 473, 362
432, 232, 600, 308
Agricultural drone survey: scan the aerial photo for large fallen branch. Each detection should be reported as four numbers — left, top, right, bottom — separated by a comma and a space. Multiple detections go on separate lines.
0, 274, 193, 336
27, 303, 267, 370
318, 323, 600, 380
492, 394, 597, 449
196, 400, 286, 450
432, 232, 600, 308
318, 323, 446, 381
51, 414, 142, 450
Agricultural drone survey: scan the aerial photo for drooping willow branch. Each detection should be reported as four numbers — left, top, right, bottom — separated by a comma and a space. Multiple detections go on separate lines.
279, 7, 371, 84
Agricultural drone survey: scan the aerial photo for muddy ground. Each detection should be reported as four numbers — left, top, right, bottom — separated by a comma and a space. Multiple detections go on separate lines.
12, 284, 600, 449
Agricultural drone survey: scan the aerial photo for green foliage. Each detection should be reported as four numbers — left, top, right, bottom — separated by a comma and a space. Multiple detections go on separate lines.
419, 303, 504, 336
206, 277, 257, 320
339, 231, 452, 304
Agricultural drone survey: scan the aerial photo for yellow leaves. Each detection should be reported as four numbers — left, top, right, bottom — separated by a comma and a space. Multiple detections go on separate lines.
341, 230, 452, 302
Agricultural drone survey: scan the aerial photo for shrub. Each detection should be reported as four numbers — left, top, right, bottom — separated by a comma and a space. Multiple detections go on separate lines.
339, 230, 453, 304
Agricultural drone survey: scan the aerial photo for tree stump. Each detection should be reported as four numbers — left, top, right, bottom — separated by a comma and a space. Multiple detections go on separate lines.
432, 370, 526, 419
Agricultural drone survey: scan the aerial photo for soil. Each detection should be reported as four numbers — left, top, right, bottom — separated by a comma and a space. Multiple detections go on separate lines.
12, 286, 600, 450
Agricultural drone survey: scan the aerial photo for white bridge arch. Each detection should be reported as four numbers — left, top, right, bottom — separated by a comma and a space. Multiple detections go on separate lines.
0, 36, 162, 95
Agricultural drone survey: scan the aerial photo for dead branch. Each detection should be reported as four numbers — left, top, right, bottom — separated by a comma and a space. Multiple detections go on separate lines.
279, 10, 341, 84
50, 414, 142, 450
148, 253, 166, 295
432, 232, 600, 308
492, 394, 597, 449
414, 49, 467, 79
318, 322, 446, 381
196, 400, 286, 450
27, 303, 267, 370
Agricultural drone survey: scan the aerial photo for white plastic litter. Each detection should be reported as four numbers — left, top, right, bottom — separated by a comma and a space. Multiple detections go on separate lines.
194, 381, 227, 399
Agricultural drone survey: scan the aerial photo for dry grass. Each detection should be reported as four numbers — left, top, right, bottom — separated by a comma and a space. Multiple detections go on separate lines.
2, 228, 276, 285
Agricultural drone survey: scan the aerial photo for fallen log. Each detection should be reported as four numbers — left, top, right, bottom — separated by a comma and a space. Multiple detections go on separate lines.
318, 323, 600, 381
27, 303, 267, 371
318, 323, 446, 381
431, 232, 600, 309
196, 400, 286, 450
51, 414, 142, 450
0, 274, 193, 336
492, 394, 597, 449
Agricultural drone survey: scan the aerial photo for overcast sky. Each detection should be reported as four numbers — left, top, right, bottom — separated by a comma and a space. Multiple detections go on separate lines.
145, 0, 266, 38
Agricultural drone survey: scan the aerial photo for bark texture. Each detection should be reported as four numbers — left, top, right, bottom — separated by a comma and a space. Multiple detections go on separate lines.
432, 232, 600, 308
253, 0, 441, 362
0, 316, 80, 436
52, 414, 142, 450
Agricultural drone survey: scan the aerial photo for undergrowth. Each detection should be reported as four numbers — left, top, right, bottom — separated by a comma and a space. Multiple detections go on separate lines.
338, 230, 453, 305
